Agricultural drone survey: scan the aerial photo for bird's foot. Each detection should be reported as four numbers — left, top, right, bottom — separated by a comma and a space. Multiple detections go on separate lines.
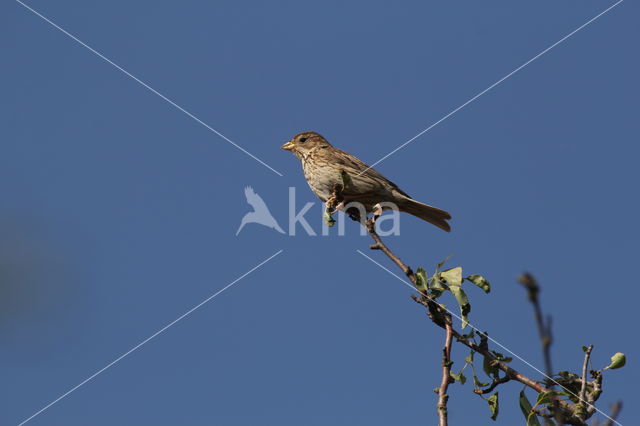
325, 185, 347, 213
325, 193, 337, 206
330, 201, 345, 214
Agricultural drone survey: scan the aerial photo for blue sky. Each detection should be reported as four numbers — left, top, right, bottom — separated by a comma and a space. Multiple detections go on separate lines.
2, 1, 638, 425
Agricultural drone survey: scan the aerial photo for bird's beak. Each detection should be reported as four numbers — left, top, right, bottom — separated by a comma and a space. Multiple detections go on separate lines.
281, 140, 295, 151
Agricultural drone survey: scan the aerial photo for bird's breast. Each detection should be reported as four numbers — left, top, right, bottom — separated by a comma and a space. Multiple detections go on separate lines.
303, 163, 336, 202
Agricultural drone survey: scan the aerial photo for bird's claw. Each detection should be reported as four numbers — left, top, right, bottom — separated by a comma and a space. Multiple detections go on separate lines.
331, 201, 345, 214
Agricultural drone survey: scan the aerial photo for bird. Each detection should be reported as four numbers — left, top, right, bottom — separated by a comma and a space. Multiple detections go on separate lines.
281, 131, 451, 232
236, 186, 285, 235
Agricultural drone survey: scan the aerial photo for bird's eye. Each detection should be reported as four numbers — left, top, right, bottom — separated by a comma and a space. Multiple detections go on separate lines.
299, 137, 308, 143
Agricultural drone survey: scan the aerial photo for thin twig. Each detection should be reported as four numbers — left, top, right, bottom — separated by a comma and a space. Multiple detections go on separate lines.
367, 220, 415, 281
518, 273, 563, 423
578, 345, 594, 420
454, 327, 548, 393
518, 273, 554, 383
599, 401, 622, 426
437, 316, 454, 426
473, 376, 510, 395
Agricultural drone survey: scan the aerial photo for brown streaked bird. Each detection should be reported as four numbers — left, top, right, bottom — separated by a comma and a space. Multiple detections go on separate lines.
281, 131, 451, 232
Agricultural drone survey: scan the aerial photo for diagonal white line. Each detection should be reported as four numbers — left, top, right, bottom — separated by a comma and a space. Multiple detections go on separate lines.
356, 249, 623, 426
360, 0, 624, 175
18, 249, 284, 426
15, 0, 284, 177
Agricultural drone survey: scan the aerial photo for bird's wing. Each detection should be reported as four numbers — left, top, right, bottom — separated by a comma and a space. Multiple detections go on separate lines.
244, 186, 271, 212
332, 148, 411, 198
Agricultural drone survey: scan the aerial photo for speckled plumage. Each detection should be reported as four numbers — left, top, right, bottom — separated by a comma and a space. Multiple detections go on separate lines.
282, 131, 452, 232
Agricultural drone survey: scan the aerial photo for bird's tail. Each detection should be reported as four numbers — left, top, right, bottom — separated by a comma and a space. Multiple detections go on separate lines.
396, 195, 451, 232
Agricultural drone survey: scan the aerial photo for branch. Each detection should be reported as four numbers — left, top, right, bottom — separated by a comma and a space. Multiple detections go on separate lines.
518, 273, 564, 424
586, 370, 604, 419
437, 315, 454, 426
472, 376, 510, 395
365, 217, 549, 398
362, 212, 620, 425
578, 345, 594, 420
367, 220, 415, 281
365, 218, 454, 425
410, 292, 548, 395
453, 325, 548, 393
518, 273, 554, 384
599, 401, 622, 426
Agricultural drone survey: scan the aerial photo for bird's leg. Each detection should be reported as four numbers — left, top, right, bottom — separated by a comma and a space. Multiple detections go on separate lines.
331, 200, 346, 213
330, 195, 360, 214
324, 197, 336, 209
324, 184, 346, 227
326, 183, 345, 214
325, 197, 341, 214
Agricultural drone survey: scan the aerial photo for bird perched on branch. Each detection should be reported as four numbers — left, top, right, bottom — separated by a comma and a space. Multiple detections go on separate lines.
282, 131, 451, 231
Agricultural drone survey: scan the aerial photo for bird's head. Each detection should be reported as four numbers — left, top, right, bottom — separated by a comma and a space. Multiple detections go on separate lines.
281, 131, 331, 159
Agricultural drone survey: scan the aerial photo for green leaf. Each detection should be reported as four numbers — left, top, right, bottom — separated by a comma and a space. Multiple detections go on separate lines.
429, 276, 447, 291
519, 390, 542, 426
415, 267, 429, 293
449, 285, 471, 328
483, 354, 498, 379
487, 392, 499, 421
451, 359, 470, 386
441, 267, 463, 286
535, 390, 561, 407
459, 372, 467, 384
428, 276, 447, 299
466, 351, 490, 387
450, 371, 467, 385
466, 274, 491, 293
323, 209, 335, 227
604, 352, 626, 370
